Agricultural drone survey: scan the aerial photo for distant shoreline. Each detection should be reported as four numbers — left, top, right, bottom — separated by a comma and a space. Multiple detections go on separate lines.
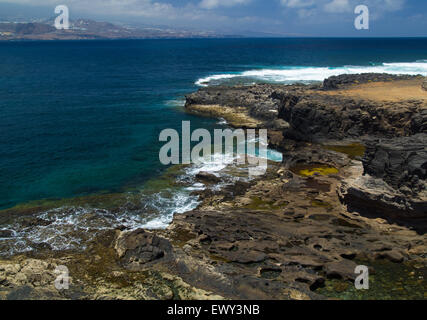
3, 36, 427, 42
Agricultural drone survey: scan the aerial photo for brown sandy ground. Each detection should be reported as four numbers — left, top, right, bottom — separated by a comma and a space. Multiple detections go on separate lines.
315, 79, 427, 102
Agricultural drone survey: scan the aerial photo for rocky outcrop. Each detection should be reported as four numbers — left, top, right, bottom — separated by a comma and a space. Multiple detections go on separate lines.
278, 93, 427, 141
115, 229, 173, 269
324, 260, 358, 281
0, 230, 14, 238
196, 172, 221, 184
165, 158, 426, 299
336, 134, 427, 233
186, 84, 287, 123
338, 174, 427, 233
187, 76, 427, 141
363, 134, 427, 195
1, 141, 426, 300
423, 78, 427, 91
186, 75, 427, 231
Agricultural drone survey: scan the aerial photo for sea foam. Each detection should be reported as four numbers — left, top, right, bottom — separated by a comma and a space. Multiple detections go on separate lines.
195, 60, 427, 86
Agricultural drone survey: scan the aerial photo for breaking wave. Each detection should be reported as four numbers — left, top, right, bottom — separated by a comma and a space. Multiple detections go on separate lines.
195, 60, 427, 86
1, 144, 282, 255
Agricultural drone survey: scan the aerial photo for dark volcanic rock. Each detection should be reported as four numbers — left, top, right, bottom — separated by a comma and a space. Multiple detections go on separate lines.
324, 260, 358, 281
196, 171, 221, 184
338, 175, 427, 233
115, 229, 173, 269
0, 229, 14, 238
363, 134, 427, 195
186, 84, 290, 122
19, 217, 52, 228
168, 180, 426, 299
374, 250, 405, 263
186, 74, 427, 232
277, 93, 426, 141
186, 75, 426, 141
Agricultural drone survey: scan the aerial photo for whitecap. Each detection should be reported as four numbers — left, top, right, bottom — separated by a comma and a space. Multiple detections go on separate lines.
164, 98, 186, 107
217, 118, 228, 125
195, 60, 427, 86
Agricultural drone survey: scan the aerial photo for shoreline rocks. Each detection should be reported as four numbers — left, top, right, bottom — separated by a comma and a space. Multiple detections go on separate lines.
338, 174, 427, 234
278, 93, 426, 141
363, 134, 427, 196
1, 73, 426, 300
196, 172, 221, 184
0, 230, 14, 238
115, 229, 173, 270
186, 74, 427, 230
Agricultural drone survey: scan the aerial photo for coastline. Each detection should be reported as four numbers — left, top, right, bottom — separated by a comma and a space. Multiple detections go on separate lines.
0, 73, 426, 300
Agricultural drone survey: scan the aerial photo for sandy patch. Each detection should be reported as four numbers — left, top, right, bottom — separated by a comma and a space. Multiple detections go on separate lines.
316, 79, 427, 102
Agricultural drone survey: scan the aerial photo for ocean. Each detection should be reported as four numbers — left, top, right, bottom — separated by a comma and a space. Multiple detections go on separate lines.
1, 38, 427, 253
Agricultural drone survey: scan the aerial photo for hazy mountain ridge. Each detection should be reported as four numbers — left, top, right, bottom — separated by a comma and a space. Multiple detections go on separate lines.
0, 19, 230, 40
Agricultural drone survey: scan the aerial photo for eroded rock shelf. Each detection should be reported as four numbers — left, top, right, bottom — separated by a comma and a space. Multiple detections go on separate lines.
1, 74, 426, 300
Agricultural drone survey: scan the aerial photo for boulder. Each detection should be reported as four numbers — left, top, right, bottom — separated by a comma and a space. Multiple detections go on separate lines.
374, 250, 404, 263
196, 172, 221, 184
115, 229, 173, 268
0, 230, 14, 238
324, 260, 358, 281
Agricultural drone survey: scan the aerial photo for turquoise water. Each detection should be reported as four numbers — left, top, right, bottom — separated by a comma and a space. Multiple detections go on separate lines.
1, 38, 427, 210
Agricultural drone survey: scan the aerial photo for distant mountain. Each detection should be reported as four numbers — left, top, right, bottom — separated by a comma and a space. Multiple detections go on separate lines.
0, 22, 55, 36
0, 19, 230, 40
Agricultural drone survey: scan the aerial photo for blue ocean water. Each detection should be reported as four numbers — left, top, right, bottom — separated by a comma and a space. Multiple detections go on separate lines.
1, 38, 427, 210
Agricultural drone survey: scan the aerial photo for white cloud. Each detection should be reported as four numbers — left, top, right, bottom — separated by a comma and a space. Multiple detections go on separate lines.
199, 0, 251, 10
0, 0, 407, 16
280, 0, 406, 17
0, 0, 253, 16
280, 0, 314, 8
383, 0, 405, 10
297, 8, 317, 18
0, 0, 408, 33
0, 0, 176, 18
323, 0, 351, 13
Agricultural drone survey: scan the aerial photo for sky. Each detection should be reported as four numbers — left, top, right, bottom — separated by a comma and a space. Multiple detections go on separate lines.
0, 0, 426, 37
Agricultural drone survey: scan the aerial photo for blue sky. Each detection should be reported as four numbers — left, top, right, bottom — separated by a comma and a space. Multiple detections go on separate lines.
0, 0, 426, 36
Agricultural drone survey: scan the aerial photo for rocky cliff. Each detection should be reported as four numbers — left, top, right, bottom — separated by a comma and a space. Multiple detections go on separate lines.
278, 91, 427, 141
186, 74, 427, 229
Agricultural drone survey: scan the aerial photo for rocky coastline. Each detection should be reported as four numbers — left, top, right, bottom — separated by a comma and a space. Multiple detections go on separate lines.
0, 74, 426, 300
186, 73, 427, 232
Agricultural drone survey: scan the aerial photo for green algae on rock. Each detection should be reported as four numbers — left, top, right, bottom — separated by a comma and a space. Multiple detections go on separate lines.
323, 143, 366, 159
315, 260, 427, 300
290, 164, 339, 177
